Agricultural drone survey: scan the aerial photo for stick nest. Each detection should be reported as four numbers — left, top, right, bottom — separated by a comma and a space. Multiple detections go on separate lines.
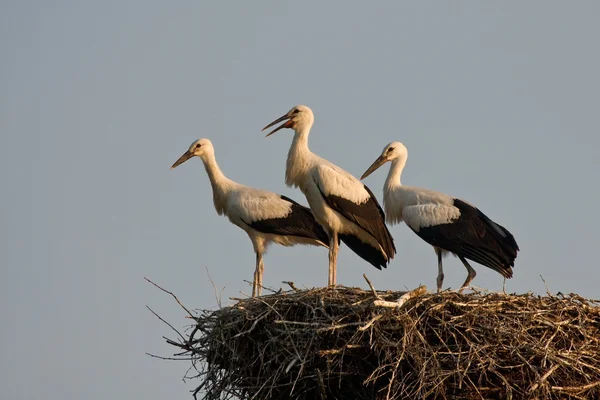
164, 286, 600, 400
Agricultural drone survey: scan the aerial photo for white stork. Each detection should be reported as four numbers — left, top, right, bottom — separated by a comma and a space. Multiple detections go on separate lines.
171, 138, 329, 297
262, 105, 396, 286
361, 141, 519, 292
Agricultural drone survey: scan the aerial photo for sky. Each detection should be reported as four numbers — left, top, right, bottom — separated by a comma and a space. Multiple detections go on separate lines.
2, 1, 599, 399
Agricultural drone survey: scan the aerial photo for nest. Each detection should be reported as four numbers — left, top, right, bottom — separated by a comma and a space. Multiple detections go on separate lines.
160, 283, 600, 400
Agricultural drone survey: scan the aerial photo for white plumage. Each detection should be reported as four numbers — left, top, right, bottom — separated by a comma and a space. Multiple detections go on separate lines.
402, 204, 461, 231
361, 141, 519, 292
263, 106, 396, 286
171, 138, 329, 296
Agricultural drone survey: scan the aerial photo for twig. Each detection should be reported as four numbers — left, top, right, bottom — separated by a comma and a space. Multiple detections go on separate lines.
358, 314, 383, 331
232, 310, 271, 338
186, 325, 200, 347
362, 273, 380, 299
274, 320, 322, 327
144, 277, 194, 319
373, 285, 427, 309
146, 352, 192, 361
285, 357, 298, 374
540, 275, 552, 296
242, 279, 279, 295
553, 380, 600, 392
319, 344, 361, 355
205, 266, 223, 308
146, 305, 186, 342
283, 281, 300, 292
529, 364, 560, 393
316, 368, 326, 400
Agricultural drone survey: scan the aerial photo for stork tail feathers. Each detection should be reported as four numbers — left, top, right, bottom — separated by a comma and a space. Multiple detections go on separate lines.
339, 234, 388, 270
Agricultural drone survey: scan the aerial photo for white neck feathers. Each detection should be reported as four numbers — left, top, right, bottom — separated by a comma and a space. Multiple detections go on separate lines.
201, 152, 236, 215
385, 157, 407, 189
286, 126, 313, 189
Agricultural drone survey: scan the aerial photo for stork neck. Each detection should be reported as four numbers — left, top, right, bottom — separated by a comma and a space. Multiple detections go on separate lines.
386, 157, 406, 188
286, 129, 311, 187
290, 129, 310, 153
202, 152, 235, 195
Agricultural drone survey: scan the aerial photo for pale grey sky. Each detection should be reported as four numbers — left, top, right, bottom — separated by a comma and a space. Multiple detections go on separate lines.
2, 2, 599, 399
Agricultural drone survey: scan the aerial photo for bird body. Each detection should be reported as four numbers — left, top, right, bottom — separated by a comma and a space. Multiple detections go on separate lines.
171, 138, 329, 296
361, 141, 519, 292
263, 106, 395, 285
383, 185, 461, 228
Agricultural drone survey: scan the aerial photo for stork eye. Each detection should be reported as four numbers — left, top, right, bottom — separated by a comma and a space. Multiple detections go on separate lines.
387, 147, 395, 152
293, 109, 300, 114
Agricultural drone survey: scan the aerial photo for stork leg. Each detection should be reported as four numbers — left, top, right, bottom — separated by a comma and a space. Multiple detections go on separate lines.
254, 251, 264, 297
435, 248, 444, 293
258, 252, 265, 296
328, 231, 339, 286
332, 234, 337, 285
252, 253, 259, 297
458, 256, 477, 293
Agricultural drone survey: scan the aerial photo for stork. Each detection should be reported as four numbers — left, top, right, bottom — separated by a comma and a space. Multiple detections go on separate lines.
171, 138, 329, 297
361, 141, 519, 292
262, 105, 396, 286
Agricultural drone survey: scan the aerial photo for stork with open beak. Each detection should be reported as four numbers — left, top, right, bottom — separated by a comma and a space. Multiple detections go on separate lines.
262, 105, 396, 286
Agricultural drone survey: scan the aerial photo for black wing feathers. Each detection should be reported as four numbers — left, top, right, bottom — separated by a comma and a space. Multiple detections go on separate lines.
339, 234, 387, 270
315, 180, 396, 264
244, 195, 329, 245
414, 198, 519, 278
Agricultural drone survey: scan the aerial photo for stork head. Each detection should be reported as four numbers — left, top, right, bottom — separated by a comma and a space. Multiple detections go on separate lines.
360, 142, 408, 180
171, 138, 214, 169
262, 105, 314, 137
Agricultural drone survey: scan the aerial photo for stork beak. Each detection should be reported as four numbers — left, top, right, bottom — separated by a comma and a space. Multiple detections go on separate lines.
262, 113, 292, 137
361, 155, 388, 180
171, 150, 194, 169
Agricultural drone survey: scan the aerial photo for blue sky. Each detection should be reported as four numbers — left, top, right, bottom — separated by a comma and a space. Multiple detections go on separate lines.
2, 2, 599, 399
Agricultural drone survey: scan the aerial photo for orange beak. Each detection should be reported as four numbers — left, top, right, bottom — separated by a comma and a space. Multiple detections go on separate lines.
262, 113, 293, 137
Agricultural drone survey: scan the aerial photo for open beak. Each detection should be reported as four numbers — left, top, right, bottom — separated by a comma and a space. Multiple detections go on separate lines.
361, 155, 388, 180
171, 150, 194, 169
262, 113, 292, 137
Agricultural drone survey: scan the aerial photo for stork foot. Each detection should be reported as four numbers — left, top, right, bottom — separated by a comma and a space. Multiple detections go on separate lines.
457, 285, 471, 294
436, 273, 445, 293
458, 256, 476, 293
